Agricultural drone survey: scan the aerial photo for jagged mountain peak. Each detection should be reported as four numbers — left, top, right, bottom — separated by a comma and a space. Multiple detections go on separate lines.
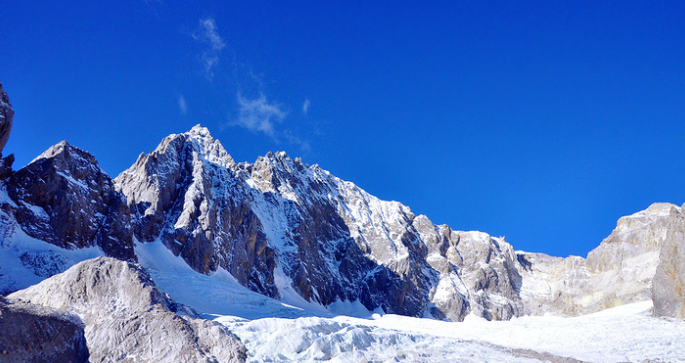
179, 124, 235, 168
6, 138, 135, 260
120, 125, 236, 176
187, 123, 212, 137
252, 150, 307, 174
30, 140, 99, 169
115, 125, 236, 223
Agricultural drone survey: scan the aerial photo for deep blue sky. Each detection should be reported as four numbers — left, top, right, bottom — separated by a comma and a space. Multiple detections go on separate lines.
2, 1, 685, 257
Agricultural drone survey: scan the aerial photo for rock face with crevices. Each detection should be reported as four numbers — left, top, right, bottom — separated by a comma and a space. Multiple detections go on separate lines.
5, 141, 135, 260
516, 203, 685, 316
7, 257, 246, 362
1, 82, 683, 323
0, 81, 14, 179
652, 221, 685, 318
0, 82, 13, 156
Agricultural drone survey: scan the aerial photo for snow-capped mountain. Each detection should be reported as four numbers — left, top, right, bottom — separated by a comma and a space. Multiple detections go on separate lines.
114, 125, 523, 321
2, 80, 685, 362
2, 121, 684, 322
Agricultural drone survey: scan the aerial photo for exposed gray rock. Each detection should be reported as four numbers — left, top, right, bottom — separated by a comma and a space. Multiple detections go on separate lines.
516, 203, 685, 316
0, 81, 13, 156
652, 208, 685, 318
0, 297, 89, 363
417, 218, 523, 321
115, 126, 278, 298
6, 141, 135, 260
7, 257, 246, 362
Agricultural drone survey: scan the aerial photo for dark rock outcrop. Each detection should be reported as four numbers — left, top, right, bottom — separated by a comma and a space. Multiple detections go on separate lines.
7, 257, 246, 362
0, 82, 14, 179
0, 297, 89, 363
6, 141, 135, 260
0, 81, 13, 156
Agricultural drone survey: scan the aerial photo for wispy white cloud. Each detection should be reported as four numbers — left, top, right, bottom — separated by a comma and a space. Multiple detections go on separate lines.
234, 93, 287, 138
186, 17, 312, 151
302, 98, 310, 115
284, 129, 312, 152
178, 95, 188, 115
192, 18, 226, 79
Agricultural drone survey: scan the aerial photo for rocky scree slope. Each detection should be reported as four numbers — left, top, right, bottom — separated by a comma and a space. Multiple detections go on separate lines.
115, 125, 524, 321
7, 257, 246, 362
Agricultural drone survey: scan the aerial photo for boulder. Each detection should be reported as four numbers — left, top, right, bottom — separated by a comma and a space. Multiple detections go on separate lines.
0, 297, 89, 363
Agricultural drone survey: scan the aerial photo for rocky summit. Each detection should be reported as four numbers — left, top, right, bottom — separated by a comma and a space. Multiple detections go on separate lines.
7, 141, 135, 260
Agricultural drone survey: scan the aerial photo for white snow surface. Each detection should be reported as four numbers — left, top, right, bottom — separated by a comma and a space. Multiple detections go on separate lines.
135, 240, 685, 363
216, 301, 685, 363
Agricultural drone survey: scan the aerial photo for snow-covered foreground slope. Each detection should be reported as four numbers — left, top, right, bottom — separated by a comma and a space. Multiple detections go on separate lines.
137, 240, 685, 363
216, 301, 685, 363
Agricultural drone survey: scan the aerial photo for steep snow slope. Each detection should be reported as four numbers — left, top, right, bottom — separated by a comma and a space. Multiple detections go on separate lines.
0, 183, 105, 294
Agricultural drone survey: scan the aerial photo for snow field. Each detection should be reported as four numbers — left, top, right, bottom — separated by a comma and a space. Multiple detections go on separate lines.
136, 240, 685, 363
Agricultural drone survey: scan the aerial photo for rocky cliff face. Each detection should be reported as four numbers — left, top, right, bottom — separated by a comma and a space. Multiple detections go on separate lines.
652, 222, 685, 318
7, 257, 246, 362
115, 125, 523, 321
0, 81, 14, 179
114, 126, 278, 298
0, 82, 13, 156
6, 141, 135, 260
516, 203, 685, 316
